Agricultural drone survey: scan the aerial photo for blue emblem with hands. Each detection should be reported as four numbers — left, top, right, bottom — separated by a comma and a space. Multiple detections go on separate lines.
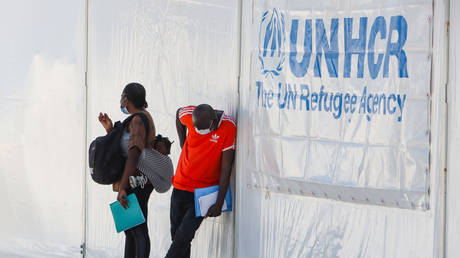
258, 8, 286, 77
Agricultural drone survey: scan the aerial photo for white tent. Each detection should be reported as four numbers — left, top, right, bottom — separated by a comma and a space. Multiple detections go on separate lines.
0, 0, 459, 257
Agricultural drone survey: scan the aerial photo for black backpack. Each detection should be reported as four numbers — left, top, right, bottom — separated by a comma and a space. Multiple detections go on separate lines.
89, 112, 150, 185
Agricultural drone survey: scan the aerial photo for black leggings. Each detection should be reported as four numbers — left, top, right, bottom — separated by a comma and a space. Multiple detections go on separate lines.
124, 184, 153, 258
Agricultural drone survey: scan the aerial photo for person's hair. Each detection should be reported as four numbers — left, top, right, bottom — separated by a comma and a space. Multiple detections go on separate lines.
154, 134, 173, 150
122, 82, 148, 109
193, 104, 217, 121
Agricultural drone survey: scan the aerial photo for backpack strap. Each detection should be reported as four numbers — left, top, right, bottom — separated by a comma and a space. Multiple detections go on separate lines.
132, 112, 150, 138
122, 112, 151, 138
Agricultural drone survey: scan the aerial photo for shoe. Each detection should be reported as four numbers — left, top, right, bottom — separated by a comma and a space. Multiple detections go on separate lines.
129, 175, 148, 189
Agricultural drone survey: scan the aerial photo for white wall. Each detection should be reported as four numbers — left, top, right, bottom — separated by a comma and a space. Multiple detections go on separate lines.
85, 0, 240, 257
0, 0, 457, 257
0, 1, 86, 257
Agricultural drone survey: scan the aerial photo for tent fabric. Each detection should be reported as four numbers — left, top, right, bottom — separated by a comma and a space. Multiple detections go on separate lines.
1, 0, 459, 257
236, 0, 445, 257
85, 0, 239, 257
0, 0, 86, 257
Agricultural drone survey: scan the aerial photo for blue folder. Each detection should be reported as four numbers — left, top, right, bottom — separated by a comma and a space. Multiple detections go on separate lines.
109, 193, 145, 233
194, 185, 232, 217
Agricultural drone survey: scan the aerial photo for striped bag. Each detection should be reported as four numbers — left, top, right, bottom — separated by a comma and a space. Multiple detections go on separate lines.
137, 148, 174, 193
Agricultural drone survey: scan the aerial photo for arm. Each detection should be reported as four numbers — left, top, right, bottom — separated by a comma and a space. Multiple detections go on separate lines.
206, 150, 235, 217
117, 147, 142, 208
176, 108, 187, 148
117, 116, 146, 208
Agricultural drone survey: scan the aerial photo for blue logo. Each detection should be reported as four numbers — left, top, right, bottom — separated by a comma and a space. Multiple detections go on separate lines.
258, 9, 286, 77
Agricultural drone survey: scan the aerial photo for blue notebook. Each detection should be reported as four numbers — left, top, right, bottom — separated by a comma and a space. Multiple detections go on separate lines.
109, 193, 145, 233
194, 185, 232, 217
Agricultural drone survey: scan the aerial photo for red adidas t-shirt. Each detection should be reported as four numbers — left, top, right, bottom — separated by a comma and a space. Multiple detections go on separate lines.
172, 106, 237, 192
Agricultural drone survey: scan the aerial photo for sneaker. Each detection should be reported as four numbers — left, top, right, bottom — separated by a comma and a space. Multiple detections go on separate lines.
129, 175, 148, 189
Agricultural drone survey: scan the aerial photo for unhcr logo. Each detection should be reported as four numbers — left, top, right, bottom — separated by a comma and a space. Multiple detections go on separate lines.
258, 8, 286, 77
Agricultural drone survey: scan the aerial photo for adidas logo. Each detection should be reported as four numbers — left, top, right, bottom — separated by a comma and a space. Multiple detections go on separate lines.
210, 134, 220, 143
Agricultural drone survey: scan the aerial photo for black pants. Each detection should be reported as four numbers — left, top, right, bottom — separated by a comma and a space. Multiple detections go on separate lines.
165, 188, 204, 258
124, 184, 154, 258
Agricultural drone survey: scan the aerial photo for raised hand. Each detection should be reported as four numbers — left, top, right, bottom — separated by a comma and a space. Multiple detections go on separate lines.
98, 112, 113, 133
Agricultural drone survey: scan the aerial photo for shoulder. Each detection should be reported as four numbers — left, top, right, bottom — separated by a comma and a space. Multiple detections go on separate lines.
178, 106, 196, 119
130, 112, 152, 128
140, 110, 154, 125
132, 112, 151, 123
222, 114, 236, 128
221, 114, 236, 133
130, 115, 145, 127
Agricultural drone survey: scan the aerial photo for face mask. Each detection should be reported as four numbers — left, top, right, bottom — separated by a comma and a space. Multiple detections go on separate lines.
120, 105, 130, 115
120, 95, 130, 114
195, 120, 213, 135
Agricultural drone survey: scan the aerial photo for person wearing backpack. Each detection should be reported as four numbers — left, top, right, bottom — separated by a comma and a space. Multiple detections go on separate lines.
98, 82, 156, 258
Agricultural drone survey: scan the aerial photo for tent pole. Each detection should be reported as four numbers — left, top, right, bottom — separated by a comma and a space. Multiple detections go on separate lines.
234, 0, 244, 256
440, 0, 450, 256
81, 0, 90, 256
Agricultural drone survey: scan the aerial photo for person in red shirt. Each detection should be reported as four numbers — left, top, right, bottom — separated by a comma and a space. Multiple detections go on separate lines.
165, 104, 236, 258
